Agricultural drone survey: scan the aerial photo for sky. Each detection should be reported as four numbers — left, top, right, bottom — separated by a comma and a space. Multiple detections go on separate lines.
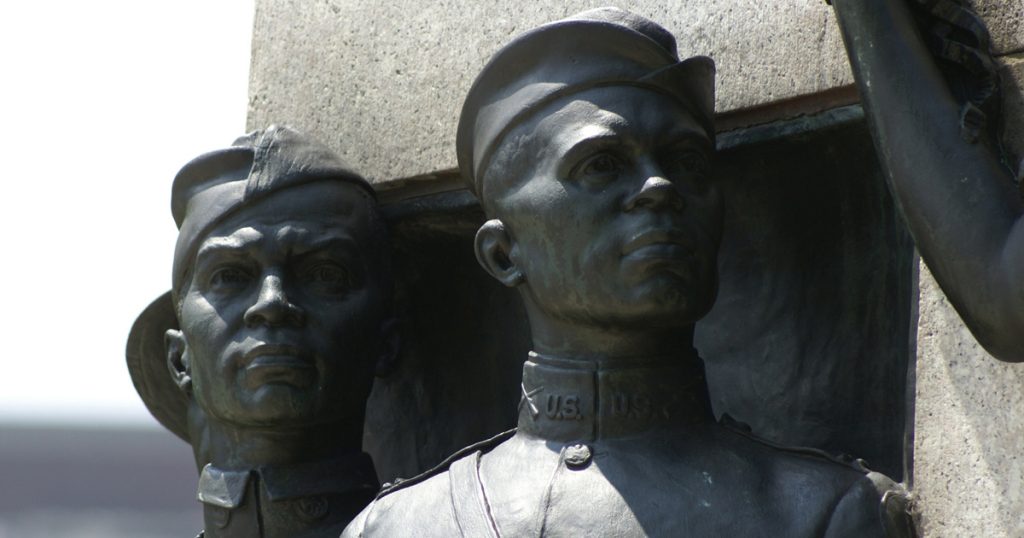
0, 1, 255, 427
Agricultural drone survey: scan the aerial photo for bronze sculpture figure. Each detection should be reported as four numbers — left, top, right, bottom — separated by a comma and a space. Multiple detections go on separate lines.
343, 9, 915, 537
126, 126, 397, 537
830, 0, 1024, 362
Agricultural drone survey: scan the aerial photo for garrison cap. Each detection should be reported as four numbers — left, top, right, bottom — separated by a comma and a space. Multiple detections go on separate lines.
170, 125, 373, 298
456, 7, 716, 198
128, 125, 373, 441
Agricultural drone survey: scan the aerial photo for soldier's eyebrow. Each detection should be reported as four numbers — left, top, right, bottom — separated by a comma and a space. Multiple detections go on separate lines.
661, 126, 709, 149
293, 234, 360, 257
275, 227, 358, 254
557, 127, 623, 162
195, 232, 264, 259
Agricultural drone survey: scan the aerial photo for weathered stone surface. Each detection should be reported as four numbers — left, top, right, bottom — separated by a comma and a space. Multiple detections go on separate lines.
976, 0, 1024, 55
1001, 54, 1024, 171
913, 266, 1024, 537
248, 0, 854, 183
248, 1, 1019, 184
247, 1, 1019, 184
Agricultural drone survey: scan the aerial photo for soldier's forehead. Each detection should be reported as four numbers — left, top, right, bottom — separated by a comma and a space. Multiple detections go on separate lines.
197, 219, 358, 255
514, 88, 703, 148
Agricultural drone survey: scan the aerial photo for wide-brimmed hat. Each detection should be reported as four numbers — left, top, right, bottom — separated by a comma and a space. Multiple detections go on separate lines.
456, 7, 716, 198
126, 126, 372, 441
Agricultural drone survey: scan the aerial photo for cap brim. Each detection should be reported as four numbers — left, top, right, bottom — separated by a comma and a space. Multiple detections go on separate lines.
126, 291, 189, 442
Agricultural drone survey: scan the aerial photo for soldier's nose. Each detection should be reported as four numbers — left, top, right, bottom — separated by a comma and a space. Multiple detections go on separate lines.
244, 275, 305, 328
623, 174, 686, 213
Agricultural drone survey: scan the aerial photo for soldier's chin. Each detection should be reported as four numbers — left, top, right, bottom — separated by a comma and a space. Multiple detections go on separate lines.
238, 385, 325, 426
626, 280, 715, 326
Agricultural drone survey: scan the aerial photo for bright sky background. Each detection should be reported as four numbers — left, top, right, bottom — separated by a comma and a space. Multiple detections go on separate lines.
0, 1, 255, 428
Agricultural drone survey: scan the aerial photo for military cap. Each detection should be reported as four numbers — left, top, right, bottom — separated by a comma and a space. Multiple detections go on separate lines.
456, 7, 716, 198
127, 125, 373, 441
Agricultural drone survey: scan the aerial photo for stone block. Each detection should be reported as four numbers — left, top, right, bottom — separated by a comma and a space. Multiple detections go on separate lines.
248, 1, 1019, 184
912, 266, 1024, 537
247, 0, 853, 183
1001, 54, 1024, 172
976, 0, 1024, 55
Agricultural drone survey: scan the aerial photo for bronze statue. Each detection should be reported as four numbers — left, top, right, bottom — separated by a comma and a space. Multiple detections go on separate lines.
126, 126, 397, 537
830, 0, 1024, 362
344, 9, 915, 537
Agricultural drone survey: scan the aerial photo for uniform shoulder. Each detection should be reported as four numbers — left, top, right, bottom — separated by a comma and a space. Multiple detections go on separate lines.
719, 415, 874, 476
719, 417, 917, 537
376, 428, 515, 499
341, 429, 515, 537
342, 469, 455, 537
824, 471, 918, 537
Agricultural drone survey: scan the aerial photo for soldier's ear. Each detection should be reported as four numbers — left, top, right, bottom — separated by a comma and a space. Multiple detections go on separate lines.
474, 219, 524, 288
375, 317, 401, 377
165, 329, 192, 393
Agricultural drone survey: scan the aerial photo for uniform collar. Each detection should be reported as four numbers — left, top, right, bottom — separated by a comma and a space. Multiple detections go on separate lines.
516, 351, 712, 442
196, 452, 378, 508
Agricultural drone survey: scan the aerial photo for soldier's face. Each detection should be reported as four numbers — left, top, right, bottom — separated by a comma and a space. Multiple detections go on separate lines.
176, 182, 388, 428
486, 87, 722, 328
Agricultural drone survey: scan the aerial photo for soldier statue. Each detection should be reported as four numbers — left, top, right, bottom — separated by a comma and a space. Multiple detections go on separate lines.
830, 0, 1024, 362
126, 125, 397, 537
343, 8, 915, 537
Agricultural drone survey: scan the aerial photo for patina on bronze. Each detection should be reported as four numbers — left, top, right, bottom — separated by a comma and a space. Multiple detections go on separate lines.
126, 126, 396, 537
344, 8, 915, 537
831, 0, 1024, 362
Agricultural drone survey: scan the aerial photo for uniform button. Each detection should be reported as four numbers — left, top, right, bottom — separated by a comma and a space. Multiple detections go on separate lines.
564, 443, 592, 469
295, 495, 329, 521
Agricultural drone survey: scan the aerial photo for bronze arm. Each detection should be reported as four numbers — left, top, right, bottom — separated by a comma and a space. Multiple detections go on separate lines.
831, 0, 1024, 361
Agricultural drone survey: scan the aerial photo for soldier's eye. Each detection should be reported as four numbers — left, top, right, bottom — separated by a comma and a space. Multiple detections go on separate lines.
667, 150, 709, 176
304, 262, 350, 294
209, 267, 253, 290
579, 153, 622, 176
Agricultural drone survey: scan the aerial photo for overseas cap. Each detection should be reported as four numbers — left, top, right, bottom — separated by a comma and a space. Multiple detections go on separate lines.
128, 125, 373, 441
170, 125, 373, 298
456, 7, 716, 198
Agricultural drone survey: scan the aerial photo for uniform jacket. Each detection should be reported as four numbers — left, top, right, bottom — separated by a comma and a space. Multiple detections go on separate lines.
196, 453, 377, 538
344, 354, 915, 537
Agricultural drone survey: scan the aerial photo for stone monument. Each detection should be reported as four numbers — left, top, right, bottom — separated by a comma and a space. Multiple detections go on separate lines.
248, 0, 920, 485
124, 0, 1024, 535
343, 9, 914, 537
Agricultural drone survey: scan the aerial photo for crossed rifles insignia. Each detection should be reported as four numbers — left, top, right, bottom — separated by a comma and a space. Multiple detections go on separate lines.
519, 383, 543, 420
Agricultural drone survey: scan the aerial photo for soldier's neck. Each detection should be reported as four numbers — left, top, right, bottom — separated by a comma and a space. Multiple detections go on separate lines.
526, 309, 699, 360
198, 418, 364, 471
517, 327, 713, 442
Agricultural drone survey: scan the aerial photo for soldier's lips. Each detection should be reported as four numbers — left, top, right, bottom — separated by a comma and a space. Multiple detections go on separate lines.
621, 230, 694, 260
244, 344, 314, 371
243, 345, 315, 389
